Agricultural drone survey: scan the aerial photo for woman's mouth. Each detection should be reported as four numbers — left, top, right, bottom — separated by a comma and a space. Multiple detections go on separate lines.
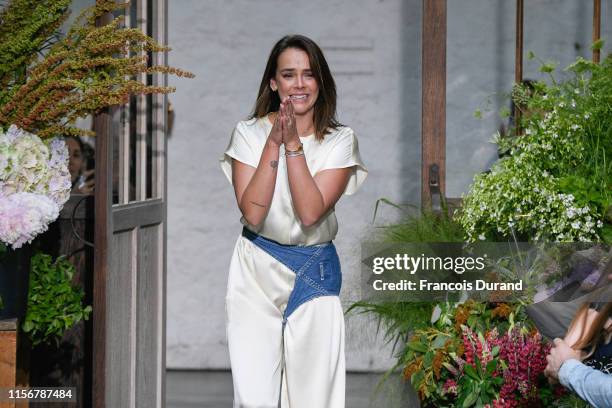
290, 94, 308, 103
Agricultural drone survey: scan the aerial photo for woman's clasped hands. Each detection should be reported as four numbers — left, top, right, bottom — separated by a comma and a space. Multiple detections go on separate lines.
268, 97, 302, 151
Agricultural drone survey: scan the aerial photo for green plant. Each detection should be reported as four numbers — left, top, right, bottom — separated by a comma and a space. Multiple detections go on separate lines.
22, 251, 91, 346
349, 200, 466, 337
372, 198, 466, 243
552, 394, 592, 408
459, 51, 612, 243
346, 201, 467, 400
0, 0, 194, 138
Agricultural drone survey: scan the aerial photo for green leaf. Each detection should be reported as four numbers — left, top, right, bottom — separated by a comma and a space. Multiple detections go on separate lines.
407, 342, 428, 353
432, 334, 448, 349
411, 369, 425, 387
474, 109, 482, 119
423, 351, 434, 366
464, 364, 480, 381
486, 359, 497, 375
601, 224, 612, 244
527, 50, 536, 60
539, 62, 557, 73
565, 57, 595, 73
474, 355, 484, 377
22, 320, 34, 332
462, 390, 479, 407
591, 39, 604, 51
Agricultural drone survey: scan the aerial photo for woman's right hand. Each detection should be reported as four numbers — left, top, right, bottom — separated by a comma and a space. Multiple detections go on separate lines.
267, 102, 285, 147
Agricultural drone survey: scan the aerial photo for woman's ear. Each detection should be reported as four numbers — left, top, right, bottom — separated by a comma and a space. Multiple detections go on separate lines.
270, 79, 277, 92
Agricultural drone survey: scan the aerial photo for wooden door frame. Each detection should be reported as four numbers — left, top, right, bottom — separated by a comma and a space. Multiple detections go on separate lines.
92, 0, 168, 406
92, 107, 112, 408
421, 0, 446, 210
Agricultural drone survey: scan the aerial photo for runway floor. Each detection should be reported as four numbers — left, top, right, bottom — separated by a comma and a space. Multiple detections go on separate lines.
166, 370, 420, 407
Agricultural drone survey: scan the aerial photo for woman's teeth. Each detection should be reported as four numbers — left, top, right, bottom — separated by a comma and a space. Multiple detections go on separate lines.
290, 95, 307, 101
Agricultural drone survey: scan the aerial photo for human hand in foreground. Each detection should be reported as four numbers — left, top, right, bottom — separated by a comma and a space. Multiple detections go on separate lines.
544, 338, 582, 383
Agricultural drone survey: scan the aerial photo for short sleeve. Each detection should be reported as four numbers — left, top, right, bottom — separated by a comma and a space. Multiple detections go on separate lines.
319, 128, 368, 195
219, 122, 259, 185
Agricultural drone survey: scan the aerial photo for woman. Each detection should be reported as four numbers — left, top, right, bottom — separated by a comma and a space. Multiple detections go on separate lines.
220, 34, 367, 407
66, 136, 94, 194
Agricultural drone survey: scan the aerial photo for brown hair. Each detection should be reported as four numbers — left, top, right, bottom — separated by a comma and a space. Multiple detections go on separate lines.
249, 34, 342, 141
568, 301, 612, 359
567, 258, 612, 358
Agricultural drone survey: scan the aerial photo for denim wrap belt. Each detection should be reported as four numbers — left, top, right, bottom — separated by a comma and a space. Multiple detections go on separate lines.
241, 226, 342, 322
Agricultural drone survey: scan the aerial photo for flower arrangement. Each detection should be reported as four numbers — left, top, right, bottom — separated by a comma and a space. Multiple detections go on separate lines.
0, 0, 194, 247
401, 301, 564, 407
459, 52, 612, 243
0, 125, 70, 249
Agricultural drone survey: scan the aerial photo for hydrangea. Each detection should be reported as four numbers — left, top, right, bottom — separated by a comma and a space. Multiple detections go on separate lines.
0, 125, 71, 248
0, 193, 59, 248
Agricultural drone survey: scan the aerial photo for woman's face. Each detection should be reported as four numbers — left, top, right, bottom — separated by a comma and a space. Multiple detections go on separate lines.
66, 138, 83, 182
270, 47, 319, 116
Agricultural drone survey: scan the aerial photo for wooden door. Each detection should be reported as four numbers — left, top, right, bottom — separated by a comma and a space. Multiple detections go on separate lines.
93, 0, 168, 407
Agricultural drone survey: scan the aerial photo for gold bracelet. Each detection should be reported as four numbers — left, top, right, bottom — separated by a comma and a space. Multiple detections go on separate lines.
285, 142, 303, 153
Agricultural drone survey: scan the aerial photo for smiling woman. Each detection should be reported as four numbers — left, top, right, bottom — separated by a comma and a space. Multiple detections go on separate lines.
219, 34, 368, 408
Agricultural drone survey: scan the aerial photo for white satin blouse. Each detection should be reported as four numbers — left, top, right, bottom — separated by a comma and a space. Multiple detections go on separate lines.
220, 114, 367, 246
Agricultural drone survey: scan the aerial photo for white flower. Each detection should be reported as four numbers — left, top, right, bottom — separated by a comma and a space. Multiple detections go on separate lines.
0, 192, 59, 248
571, 221, 581, 229
0, 125, 71, 248
478, 233, 486, 241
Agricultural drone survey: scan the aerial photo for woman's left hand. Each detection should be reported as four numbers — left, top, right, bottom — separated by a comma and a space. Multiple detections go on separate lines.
281, 97, 301, 150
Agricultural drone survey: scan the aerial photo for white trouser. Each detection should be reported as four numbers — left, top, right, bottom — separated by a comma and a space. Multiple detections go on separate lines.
225, 235, 346, 408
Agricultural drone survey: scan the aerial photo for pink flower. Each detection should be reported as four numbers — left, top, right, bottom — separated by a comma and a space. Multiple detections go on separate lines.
442, 379, 458, 396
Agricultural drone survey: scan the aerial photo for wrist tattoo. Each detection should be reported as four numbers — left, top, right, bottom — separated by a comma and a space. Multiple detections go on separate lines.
270, 160, 278, 169
250, 201, 266, 208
